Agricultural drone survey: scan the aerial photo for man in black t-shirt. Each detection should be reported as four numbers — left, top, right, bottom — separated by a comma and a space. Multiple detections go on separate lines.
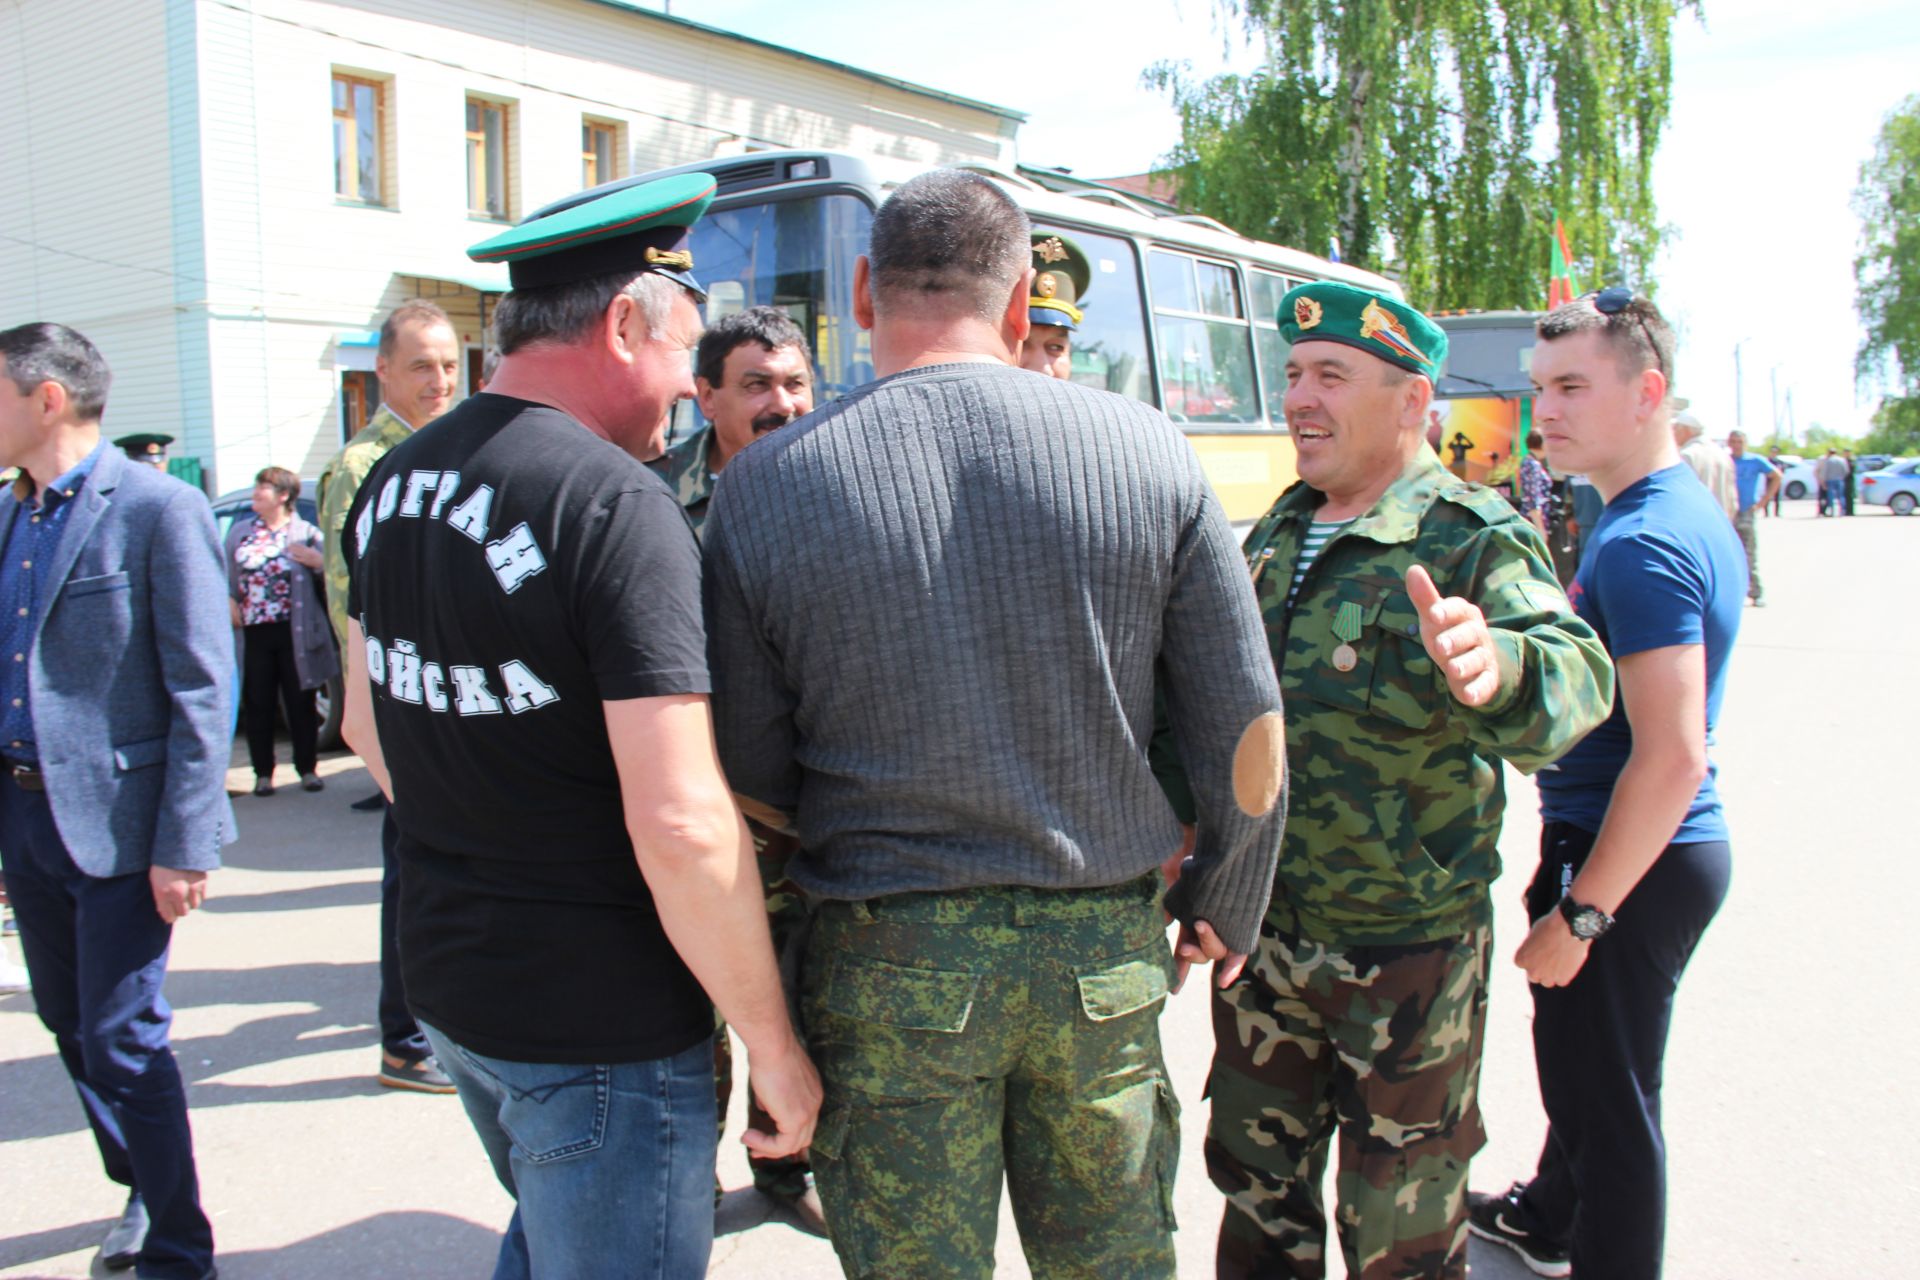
341, 174, 819, 1280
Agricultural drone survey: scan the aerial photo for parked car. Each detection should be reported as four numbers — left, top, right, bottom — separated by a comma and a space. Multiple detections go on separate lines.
1859, 459, 1920, 516
210, 482, 345, 751
1778, 457, 1817, 500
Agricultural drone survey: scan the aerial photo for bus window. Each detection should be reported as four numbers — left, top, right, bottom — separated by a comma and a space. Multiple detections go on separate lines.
1150, 249, 1259, 426
688, 193, 875, 399
1032, 222, 1152, 405
1248, 270, 1302, 422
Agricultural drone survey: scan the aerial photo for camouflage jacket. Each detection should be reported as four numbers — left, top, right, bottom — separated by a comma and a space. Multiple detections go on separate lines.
317, 405, 413, 647
1249, 448, 1612, 945
651, 427, 717, 537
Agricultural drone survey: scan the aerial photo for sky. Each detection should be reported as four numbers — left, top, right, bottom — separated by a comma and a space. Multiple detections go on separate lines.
661, 0, 1920, 442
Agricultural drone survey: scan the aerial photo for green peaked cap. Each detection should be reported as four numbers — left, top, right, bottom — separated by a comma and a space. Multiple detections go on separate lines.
1277, 280, 1447, 381
468, 172, 717, 297
1029, 232, 1091, 331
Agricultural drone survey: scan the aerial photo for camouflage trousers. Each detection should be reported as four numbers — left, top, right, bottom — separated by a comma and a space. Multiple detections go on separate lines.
1205, 922, 1490, 1280
714, 842, 813, 1198
802, 874, 1180, 1280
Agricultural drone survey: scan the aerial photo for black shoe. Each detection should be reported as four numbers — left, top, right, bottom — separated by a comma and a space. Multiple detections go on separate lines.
252, 777, 274, 797
300, 772, 325, 792
1467, 1184, 1570, 1277
378, 1051, 457, 1094
100, 1191, 147, 1270
350, 791, 385, 812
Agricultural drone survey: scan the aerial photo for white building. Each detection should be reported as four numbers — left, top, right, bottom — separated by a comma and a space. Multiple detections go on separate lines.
0, 0, 1022, 492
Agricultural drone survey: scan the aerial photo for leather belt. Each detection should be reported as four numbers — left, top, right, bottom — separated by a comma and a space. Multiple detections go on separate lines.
8, 763, 44, 792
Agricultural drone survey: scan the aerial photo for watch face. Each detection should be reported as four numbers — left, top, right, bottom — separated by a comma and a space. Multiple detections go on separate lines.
1569, 910, 1604, 940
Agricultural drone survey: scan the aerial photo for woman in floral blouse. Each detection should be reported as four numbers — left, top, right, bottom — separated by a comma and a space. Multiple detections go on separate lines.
224, 467, 337, 795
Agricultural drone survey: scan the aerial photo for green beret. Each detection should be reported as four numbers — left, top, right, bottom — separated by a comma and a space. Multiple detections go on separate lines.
1029, 233, 1091, 331
1277, 281, 1447, 381
113, 432, 174, 461
469, 172, 716, 297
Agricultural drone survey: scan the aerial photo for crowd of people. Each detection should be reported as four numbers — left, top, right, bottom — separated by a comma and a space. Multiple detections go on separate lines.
0, 165, 1752, 1280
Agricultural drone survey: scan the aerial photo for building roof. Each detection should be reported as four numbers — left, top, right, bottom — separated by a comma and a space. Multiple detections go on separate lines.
582, 1, 1027, 123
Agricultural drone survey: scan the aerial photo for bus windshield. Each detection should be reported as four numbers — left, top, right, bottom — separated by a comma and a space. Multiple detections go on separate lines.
689, 192, 875, 400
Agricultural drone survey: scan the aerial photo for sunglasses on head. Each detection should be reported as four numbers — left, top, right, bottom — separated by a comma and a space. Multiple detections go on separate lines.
1586, 286, 1665, 380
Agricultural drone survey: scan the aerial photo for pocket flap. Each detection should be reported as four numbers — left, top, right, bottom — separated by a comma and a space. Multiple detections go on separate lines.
65, 570, 131, 600
1076, 940, 1172, 1021
112, 737, 169, 772
810, 1104, 851, 1162
824, 951, 978, 1034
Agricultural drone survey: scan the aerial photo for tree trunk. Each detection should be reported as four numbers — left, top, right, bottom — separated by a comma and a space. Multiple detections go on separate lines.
1337, 58, 1373, 261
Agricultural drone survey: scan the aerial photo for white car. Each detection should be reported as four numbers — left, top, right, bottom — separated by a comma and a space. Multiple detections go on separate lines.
1777, 456, 1817, 500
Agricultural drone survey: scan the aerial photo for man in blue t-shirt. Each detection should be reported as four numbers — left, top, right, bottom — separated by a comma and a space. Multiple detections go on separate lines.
1465, 292, 1742, 1280
1727, 430, 1779, 606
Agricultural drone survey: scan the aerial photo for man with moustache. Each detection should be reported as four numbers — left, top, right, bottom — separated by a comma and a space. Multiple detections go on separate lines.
340, 174, 819, 1278
1202, 281, 1611, 1279
654, 306, 815, 535
1469, 290, 1742, 1280
651, 305, 822, 1231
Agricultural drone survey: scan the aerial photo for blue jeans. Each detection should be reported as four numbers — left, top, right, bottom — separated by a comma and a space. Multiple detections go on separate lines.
422, 1022, 716, 1280
0, 774, 215, 1280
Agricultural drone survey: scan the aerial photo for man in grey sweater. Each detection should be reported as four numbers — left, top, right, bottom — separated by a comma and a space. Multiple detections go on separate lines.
704, 169, 1284, 1279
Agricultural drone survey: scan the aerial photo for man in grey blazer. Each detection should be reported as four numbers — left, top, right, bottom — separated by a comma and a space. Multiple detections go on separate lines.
0, 323, 232, 1280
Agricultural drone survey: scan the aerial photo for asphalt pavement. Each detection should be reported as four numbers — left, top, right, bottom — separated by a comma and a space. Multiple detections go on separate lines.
2, 504, 1912, 1278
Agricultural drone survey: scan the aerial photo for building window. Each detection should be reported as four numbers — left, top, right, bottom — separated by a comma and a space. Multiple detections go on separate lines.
582, 119, 620, 189
332, 73, 386, 204
466, 96, 512, 220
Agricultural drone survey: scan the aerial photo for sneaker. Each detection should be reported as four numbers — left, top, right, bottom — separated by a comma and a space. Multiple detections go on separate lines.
300, 772, 325, 792
378, 1051, 457, 1094
101, 1191, 148, 1270
1467, 1184, 1570, 1277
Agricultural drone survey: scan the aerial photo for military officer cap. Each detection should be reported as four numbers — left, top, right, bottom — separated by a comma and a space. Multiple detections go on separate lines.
1029, 233, 1091, 331
468, 172, 717, 299
113, 432, 173, 463
1278, 281, 1448, 382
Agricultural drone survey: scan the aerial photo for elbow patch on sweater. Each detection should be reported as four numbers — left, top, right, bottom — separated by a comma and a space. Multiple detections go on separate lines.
1232, 712, 1286, 817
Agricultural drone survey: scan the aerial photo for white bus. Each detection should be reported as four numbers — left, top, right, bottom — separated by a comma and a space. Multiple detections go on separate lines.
531, 150, 1403, 526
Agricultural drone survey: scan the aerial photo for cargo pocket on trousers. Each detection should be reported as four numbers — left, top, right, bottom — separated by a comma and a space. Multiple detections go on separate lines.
814, 950, 990, 1097
1152, 1077, 1181, 1233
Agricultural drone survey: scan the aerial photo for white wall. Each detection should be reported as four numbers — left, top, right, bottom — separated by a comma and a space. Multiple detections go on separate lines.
0, 0, 199, 458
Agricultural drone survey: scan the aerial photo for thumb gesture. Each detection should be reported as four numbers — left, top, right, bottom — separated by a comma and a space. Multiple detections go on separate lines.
1405, 565, 1501, 708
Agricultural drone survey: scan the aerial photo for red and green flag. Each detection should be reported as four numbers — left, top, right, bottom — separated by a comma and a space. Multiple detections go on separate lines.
1547, 219, 1579, 309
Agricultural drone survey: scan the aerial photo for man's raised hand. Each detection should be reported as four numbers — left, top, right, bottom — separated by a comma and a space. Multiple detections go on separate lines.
1405, 564, 1502, 708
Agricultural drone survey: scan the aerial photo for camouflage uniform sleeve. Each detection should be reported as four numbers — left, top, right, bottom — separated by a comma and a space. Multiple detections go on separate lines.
1444, 513, 1614, 773
318, 450, 372, 649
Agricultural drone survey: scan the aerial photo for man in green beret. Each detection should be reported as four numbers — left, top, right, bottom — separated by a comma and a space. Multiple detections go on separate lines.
1019, 231, 1090, 380
340, 173, 820, 1278
113, 432, 173, 469
1192, 280, 1614, 1278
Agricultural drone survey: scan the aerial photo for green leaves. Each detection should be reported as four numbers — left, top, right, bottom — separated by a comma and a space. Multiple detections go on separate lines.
1148, 1, 1702, 311
1854, 95, 1920, 400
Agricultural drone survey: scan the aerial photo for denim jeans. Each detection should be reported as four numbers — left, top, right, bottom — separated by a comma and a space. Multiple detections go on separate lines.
421, 1022, 716, 1280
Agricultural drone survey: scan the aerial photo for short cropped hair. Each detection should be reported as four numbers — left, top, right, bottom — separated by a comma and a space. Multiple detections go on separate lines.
256, 466, 300, 504
868, 170, 1030, 322
492, 271, 680, 355
1536, 293, 1676, 387
694, 306, 811, 388
378, 300, 453, 358
0, 322, 112, 421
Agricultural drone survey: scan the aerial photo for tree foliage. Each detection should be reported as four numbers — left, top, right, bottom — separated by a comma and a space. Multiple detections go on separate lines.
1854, 94, 1920, 448
1146, 0, 1700, 310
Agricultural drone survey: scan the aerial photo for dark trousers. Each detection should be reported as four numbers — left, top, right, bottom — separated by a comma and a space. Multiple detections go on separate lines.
0, 775, 215, 1279
1519, 820, 1731, 1280
241, 620, 316, 779
379, 806, 428, 1061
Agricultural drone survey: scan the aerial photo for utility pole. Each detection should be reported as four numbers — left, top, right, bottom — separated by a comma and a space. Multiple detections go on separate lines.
1770, 365, 1780, 440
1733, 338, 1749, 431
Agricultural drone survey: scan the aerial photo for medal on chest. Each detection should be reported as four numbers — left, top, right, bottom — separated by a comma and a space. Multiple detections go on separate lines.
1249, 545, 1276, 587
1331, 601, 1364, 672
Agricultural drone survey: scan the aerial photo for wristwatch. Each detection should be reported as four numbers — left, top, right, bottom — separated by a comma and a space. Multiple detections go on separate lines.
1558, 895, 1615, 940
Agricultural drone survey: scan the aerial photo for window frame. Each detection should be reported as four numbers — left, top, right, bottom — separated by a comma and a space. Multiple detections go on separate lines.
1145, 247, 1265, 429
331, 71, 389, 206
581, 117, 622, 190
465, 94, 516, 222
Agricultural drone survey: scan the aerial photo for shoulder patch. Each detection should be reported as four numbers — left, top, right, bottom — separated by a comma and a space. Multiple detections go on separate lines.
1437, 481, 1523, 527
